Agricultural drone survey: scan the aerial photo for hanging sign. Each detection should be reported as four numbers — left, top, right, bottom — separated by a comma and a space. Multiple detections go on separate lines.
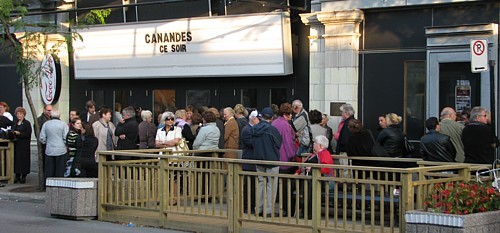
39, 54, 62, 105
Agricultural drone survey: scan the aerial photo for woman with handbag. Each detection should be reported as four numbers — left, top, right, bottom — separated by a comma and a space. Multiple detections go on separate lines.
155, 111, 182, 205
292, 135, 334, 219
376, 113, 405, 158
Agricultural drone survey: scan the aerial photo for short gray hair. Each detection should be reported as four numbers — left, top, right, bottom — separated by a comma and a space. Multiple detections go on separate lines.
470, 106, 487, 121
340, 103, 354, 116
141, 110, 152, 121
50, 109, 61, 118
162, 111, 175, 121
314, 135, 329, 149
292, 100, 303, 109
122, 106, 135, 118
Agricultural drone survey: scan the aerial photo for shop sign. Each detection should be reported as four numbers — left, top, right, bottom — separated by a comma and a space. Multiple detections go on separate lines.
39, 54, 61, 105
73, 12, 293, 79
455, 80, 471, 113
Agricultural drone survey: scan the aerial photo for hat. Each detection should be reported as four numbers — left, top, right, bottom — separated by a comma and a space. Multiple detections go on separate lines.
261, 107, 274, 119
249, 110, 260, 119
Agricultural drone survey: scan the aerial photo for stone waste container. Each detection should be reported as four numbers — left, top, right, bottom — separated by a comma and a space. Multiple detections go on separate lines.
46, 178, 98, 220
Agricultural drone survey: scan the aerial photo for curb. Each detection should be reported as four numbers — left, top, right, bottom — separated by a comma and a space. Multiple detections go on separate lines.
0, 192, 45, 204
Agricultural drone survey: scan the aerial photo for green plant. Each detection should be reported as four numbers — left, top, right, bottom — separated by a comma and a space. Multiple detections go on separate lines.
424, 181, 500, 215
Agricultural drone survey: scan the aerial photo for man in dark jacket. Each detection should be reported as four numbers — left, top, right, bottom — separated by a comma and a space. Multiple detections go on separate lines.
115, 106, 139, 159
240, 110, 259, 212
252, 107, 282, 216
336, 103, 355, 154
420, 117, 456, 162
462, 107, 499, 164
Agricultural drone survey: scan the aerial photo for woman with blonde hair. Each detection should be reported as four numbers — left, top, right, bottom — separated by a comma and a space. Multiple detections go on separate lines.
376, 113, 405, 157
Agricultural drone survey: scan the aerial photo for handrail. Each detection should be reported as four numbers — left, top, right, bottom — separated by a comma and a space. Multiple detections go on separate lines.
0, 139, 14, 184
95, 148, 487, 233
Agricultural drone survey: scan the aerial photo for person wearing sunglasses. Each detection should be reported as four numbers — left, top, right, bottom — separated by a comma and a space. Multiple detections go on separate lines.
155, 111, 181, 149
462, 106, 499, 164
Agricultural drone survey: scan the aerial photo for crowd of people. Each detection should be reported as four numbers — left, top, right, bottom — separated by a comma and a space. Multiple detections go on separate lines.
0, 99, 498, 216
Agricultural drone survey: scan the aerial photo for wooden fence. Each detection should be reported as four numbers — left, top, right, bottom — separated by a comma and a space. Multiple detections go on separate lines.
97, 150, 492, 233
0, 139, 14, 184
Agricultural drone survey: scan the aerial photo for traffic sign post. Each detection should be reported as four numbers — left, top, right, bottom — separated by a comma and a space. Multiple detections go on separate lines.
470, 39, 488, 73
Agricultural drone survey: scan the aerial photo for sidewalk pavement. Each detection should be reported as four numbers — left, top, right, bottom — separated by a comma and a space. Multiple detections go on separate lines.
0, 173, 45, 204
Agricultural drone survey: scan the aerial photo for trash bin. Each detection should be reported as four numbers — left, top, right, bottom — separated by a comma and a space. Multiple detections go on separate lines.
46, 178, 98, 220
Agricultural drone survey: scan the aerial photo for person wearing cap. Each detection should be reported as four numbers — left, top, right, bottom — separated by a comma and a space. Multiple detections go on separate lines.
240, 109, 260, 212
252, 107, 282, 216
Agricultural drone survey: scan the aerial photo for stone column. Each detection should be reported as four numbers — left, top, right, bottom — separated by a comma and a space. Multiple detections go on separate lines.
301, 10, 364, 116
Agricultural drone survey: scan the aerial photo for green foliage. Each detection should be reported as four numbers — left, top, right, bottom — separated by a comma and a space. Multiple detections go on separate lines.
82, 9, 111, 25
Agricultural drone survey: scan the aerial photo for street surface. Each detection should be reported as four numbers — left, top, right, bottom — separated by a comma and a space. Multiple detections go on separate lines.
0, 200, 189, 233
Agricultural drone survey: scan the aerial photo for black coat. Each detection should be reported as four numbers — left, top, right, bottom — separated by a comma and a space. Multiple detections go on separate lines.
13, 119, 32, 174
77, 135, 98, 177
240, 123, 256, 171
420, 130, 456, 162
115, 117, 139, 150
336, 116, 355, 153
347, 130, 375, 167
216, 118, 225, 149
462, 122, 499, 164
376, 125, 404, 157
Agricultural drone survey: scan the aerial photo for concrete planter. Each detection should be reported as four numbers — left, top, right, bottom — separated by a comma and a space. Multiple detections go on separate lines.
46, 178, 98, 220
405, 210, 500, 233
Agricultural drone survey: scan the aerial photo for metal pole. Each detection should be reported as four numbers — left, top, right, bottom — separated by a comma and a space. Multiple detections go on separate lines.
208, 0, 212, 17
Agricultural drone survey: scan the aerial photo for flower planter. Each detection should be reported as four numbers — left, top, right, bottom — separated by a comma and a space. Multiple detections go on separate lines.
405, 210, 500, 233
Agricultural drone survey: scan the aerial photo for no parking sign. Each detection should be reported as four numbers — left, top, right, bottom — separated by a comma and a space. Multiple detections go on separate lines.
470, 39, 488, 73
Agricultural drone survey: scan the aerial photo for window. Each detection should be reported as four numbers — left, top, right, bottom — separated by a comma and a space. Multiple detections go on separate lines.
241, 89, 257, 109
154, 90, 176, 124
186, 90, 210, 108
404, 61, 426, 140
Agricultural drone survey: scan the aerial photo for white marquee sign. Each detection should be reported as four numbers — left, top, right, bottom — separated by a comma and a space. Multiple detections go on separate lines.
73, 12, 293, 79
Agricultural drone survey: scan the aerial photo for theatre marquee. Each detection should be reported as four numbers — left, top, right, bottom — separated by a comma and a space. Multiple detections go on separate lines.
73, 12, 293, 79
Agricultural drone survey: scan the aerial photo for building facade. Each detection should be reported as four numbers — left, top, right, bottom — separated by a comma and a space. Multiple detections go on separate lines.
1, 0, 498, 143
302, 0, 499, 140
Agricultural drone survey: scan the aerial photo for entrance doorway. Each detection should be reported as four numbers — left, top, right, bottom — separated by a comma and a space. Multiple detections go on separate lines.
439, 62, 481, 114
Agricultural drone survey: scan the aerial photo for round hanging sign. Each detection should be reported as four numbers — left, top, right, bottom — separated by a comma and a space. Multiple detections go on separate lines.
40, 54, 61, 105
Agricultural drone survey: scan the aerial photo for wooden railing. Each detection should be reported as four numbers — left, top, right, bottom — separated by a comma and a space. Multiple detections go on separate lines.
97, 150, 491, 233
0, 139, 14, 184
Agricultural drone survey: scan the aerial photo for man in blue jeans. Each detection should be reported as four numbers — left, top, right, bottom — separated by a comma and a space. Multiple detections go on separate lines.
252, 107, 282, 217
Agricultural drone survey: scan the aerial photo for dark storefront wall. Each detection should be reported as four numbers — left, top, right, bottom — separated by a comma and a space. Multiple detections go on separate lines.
0, 50, 22, 112
360, 2, 500, 140
361, 52, 426, 139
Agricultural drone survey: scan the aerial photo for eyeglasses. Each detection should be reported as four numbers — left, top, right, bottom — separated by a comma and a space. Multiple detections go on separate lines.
166, 118, 175, 121
478, 114, 488, 118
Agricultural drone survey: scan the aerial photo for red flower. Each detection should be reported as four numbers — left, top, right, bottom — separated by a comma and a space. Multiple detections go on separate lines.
487, 188, 495, 195
442, 189, 451, 197
424, 181, 500, 215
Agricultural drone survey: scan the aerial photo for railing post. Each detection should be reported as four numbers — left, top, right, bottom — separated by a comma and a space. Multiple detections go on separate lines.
159, 156, 168, 227
6, 141, 14, 184
97, 153, 106, 220
458, 165, 471, 182
311, 168, 321, 233
227, 162, 241, 233
400, 171, 414, 233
